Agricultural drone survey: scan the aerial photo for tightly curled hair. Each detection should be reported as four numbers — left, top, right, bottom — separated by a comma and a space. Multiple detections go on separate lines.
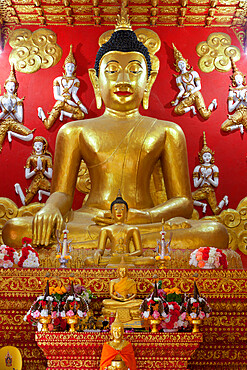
94, 30, 152, 77
111, 195, 128, 212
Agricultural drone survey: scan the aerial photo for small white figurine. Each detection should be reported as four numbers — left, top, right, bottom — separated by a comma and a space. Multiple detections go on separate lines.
56, 225, 72, 268
221, 58, 247, 135
171, 44, 217, 119
0, 64, 34, 153
192, 132, 228, 215
15, 136, 53, 205
38, 45, 88, 129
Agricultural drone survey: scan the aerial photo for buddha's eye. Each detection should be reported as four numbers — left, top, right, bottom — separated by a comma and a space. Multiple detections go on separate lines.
128, 63, 142, 74
105, 63, 120, 74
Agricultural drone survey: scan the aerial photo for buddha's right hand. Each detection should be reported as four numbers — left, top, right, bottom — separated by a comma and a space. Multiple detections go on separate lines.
32, 205, 63, 246
94, 250, 102, 265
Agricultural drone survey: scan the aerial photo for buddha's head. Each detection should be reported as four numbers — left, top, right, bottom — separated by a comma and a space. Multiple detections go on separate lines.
4, 64, 18, 94
89, 18, 158, 112
111, 192, 128, 223
111, 312, 124, 340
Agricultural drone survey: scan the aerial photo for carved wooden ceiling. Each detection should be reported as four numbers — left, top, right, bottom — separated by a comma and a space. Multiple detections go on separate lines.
0, 0, 247, 28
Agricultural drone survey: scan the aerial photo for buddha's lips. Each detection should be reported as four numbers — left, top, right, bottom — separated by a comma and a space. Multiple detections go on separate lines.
114, 91, 133, 96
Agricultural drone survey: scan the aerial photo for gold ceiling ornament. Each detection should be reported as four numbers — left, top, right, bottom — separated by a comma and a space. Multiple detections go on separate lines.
196, 32, 241, 73
8, 28, 63, 74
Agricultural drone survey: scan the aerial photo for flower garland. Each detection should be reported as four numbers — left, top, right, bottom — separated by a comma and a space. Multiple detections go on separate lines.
0, 244, 19, 268
189, 247, 227, 269
18, 237, 39, 268
24, 279, 92, 332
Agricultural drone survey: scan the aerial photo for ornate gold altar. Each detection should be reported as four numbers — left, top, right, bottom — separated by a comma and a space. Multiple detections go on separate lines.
35, 332, 203, 370
0, 268, 247, 370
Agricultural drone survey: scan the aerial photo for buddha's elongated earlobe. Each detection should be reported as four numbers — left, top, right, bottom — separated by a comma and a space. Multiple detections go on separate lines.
88, 68, 102, 110
142, 71, 157, 110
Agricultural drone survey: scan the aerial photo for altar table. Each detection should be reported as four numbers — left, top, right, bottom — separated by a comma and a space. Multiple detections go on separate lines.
35, 331, 203, 370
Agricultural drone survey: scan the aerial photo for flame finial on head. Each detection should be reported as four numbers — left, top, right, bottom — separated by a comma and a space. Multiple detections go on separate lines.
115, 1, 132, 31
172, 43, 190, 72
198, 131, 214, 163
64, 44, 76, 67
5, 63, 19, 91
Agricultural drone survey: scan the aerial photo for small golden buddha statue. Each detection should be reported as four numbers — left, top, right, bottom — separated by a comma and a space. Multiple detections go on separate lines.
102, 262, 143, 329
84, 192, 155, 267
100, 312, 137, 370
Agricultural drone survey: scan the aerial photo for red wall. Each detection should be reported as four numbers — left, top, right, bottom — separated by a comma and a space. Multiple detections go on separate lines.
0, 25, 246, 265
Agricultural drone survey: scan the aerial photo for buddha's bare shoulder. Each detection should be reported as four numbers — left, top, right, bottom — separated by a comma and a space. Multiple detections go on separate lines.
145, 116, 185, 139
57, 116, 103, 135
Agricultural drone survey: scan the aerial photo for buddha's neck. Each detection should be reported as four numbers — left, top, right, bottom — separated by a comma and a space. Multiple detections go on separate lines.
104, 107, 140, 119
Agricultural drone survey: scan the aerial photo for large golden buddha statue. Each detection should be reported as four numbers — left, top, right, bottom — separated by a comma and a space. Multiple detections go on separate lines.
2, 11, 229, 254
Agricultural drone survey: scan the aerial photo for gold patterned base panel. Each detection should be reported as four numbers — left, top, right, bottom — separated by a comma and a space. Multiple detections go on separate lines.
0, 269, 247, 370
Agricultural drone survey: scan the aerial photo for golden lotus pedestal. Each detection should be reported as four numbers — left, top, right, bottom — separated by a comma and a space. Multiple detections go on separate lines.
35, 332, 203, 370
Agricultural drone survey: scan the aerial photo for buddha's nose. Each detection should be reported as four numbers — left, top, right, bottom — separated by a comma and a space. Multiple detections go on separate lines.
117, 69, 130, 84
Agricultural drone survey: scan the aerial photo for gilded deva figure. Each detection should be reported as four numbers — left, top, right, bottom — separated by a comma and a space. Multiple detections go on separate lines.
192, 132, 228, 215
221, 58, 247, 135
0, 64, 34, 153
38, 45, 88, 130
3, 10, 229, 253
171, 44, 217, 119
14, 136, 53, 205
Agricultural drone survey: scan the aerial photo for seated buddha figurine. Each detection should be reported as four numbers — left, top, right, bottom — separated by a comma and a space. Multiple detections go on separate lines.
2, 9, 229, 255
101, 262, 143, 329
84, 192, 155, 267
100, 313, 137, 370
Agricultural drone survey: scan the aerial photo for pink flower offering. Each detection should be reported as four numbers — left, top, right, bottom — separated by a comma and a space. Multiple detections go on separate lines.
152, 310, 160, 320
33, 310, 41, 319
180, 312, 186, 320
199, 311, 206, 319
66, 310, 75, 317
51, 311, 57, 319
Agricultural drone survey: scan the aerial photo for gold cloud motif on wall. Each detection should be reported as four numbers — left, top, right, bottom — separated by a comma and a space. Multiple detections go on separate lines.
9, 28, 62, 74
196, 32, 241, 73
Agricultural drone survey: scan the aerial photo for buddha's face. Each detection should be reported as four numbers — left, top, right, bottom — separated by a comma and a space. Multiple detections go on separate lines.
112, 325, 123, 340
118, 267, 127, 278
112, 203, 127, 223
98, 51, 148, 112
